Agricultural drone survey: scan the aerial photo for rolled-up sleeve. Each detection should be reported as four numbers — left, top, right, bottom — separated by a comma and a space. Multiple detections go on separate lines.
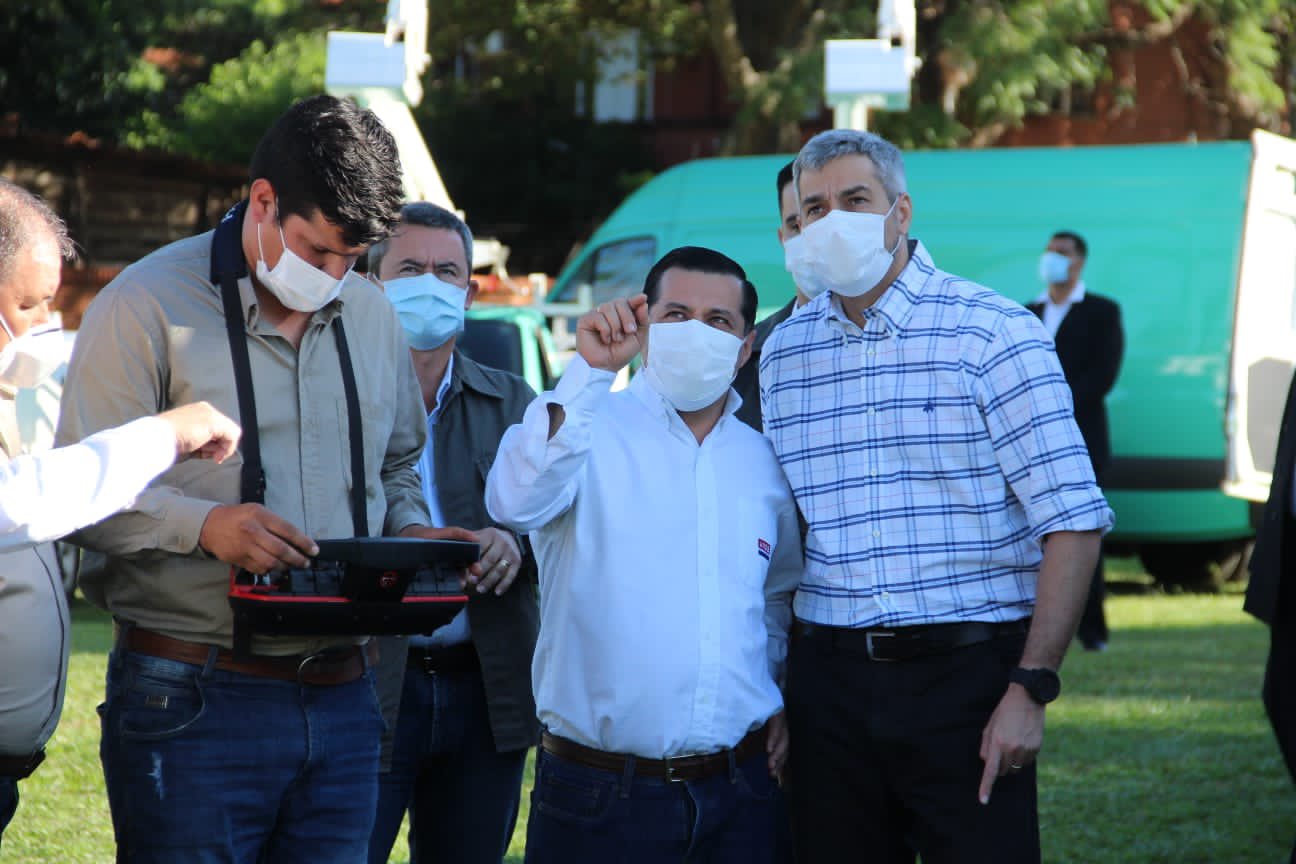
972, 311, 1114, 538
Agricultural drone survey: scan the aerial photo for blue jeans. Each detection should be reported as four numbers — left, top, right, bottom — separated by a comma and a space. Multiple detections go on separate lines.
0, 776, 16, 846
100, 647, 385, 863
368, 659, 527, 864
524, 745, 784, 864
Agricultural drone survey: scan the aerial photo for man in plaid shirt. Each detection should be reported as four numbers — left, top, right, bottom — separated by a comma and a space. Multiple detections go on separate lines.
761, 129, 1113, 864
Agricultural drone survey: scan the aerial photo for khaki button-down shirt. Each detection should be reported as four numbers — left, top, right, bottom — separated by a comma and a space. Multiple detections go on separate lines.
55, 231, 431, 654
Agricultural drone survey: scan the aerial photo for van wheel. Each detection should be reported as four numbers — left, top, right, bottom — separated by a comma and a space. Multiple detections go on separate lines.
1138, 540, 1252, 592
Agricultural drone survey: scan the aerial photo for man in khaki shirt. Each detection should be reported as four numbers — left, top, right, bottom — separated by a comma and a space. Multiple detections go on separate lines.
56, 95, 471, 863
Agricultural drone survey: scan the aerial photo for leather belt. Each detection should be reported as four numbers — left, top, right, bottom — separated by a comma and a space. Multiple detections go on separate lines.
124, 628, 377, 686
540, 724, 767, 783
794, 618, 1029, 662
0, 748, 45, 779
408, 641, 479, 677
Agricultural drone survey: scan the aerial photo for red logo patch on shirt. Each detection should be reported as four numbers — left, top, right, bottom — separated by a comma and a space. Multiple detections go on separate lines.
757, 538, 772, 560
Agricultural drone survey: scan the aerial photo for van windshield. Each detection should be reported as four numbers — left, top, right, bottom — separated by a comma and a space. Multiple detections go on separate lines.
556, 236, 657, 304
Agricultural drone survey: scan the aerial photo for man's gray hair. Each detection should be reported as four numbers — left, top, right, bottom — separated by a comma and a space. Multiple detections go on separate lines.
793, 129, 908, 204
0, 179, 75, 286
367, 202, 474, 275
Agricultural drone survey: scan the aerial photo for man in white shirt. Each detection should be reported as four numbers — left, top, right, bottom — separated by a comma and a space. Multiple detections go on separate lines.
486, 245, 801, 864
0, 178, 241, 845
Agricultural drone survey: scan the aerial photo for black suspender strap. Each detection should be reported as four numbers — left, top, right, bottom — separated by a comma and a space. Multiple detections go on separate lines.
211, 202, 265, 506
209, 200, 367, 537
332, 318, 368, 538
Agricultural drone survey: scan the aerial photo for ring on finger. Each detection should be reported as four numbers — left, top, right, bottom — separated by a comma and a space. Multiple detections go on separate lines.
1009, 763, 1023, 770
496, 559, 511, 570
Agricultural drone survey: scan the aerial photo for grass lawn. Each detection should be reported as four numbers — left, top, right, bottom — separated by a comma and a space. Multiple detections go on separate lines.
5, 560, 1294, 863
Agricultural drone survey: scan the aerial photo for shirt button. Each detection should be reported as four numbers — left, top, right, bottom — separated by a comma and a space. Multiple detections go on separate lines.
881, 591, 891, 598
870, 469, 878, 477
867, 349, 876, 356
868, 407, 876, 415
872, 530, 881, 538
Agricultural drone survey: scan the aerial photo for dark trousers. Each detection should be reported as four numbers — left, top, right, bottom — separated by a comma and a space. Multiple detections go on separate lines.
0, 776, 15, 847
524, 746, 783, 864
1077, 552, 1108, 647
368, 652, 527, 864
784, 625, 1039, 864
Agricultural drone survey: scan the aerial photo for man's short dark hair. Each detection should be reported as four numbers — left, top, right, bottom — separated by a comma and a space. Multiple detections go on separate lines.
643, 246, 758, 333
368, 202, 474, 276
776, 160, 795, 210
249, 94, 405, 248
0, 179, 75, 286
1052, 230, 1088, 258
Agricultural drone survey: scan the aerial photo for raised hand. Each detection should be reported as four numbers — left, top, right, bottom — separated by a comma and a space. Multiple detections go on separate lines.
158, 401, 242, 463
576, 294, 650, 373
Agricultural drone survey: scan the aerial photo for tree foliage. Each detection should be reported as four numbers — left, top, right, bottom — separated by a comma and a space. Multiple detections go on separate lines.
126, 32, 328, 164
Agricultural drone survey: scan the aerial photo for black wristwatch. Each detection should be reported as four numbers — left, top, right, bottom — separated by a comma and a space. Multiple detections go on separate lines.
1009, 667, 1061, 705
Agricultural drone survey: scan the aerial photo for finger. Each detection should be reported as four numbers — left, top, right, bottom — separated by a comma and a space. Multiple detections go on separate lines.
598, 307, 624, 343
627, 293, 649, 319
476, 557, 515, 594
253, 527, 312, 571
492, 565, 519, 596
610, 299, 638, 335
582, 311, 613, 344
256, 512, 317, 562
978, 751, 999, 805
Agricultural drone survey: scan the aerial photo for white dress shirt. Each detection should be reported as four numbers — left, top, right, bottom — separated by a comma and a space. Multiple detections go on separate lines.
0, 415, 177, 552
1034, 280, 1087, 338
486, 355, 801, 758
1, 414, 178, 754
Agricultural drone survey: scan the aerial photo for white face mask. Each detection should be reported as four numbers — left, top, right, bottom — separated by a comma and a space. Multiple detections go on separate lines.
797, 197, 902, 299
0, 319, 66, 391
783, 233, 825, 300
640, 319, 744, 413
255, 206, 350, 312
1039, 251, 1071, 285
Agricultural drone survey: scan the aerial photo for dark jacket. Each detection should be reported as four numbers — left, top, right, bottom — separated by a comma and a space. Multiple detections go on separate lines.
1027, 292, 1124, 474
374, 351, 540, 764
1247, 372, 1296, 781
734, 298, 798, 432
1248, 373, 1296, 626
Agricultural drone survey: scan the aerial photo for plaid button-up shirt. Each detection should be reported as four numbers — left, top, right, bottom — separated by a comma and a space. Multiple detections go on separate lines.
760, 240, 1113, 629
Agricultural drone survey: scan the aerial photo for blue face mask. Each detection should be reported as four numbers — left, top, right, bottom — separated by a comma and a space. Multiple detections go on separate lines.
385, 273, 468, 351
1039, 251, 1071, 285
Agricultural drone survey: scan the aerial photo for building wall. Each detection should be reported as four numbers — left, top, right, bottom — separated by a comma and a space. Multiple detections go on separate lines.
1, 127, 245, 328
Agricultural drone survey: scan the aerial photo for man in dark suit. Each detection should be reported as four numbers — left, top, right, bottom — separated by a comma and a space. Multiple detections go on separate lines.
735, 161, 809, 432
1027, 230, 1124, 651
1247, 374, 1296, 862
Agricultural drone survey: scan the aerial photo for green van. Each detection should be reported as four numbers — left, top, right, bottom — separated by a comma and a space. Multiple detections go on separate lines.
547, 132, 1296, 587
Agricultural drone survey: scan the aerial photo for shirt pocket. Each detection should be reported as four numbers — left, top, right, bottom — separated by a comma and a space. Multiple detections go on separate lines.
733, 495, 780, 592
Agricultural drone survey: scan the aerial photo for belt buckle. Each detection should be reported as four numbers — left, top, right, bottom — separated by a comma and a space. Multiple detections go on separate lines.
865, 630, 897, 662
662, 756, 685, 783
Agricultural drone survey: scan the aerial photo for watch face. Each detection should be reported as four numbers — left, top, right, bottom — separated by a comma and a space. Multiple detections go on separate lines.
1014, 667, 1061, 704
1034, 669, 1061, 703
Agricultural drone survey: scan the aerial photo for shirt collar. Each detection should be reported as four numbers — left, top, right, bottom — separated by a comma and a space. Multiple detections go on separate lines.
235, 273, 345, 329
427, 352, 456, 424
1034, 279, 1087, 307
627, 367, 742, 435
822, 238, 934, 335
451, 350, 505, 400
